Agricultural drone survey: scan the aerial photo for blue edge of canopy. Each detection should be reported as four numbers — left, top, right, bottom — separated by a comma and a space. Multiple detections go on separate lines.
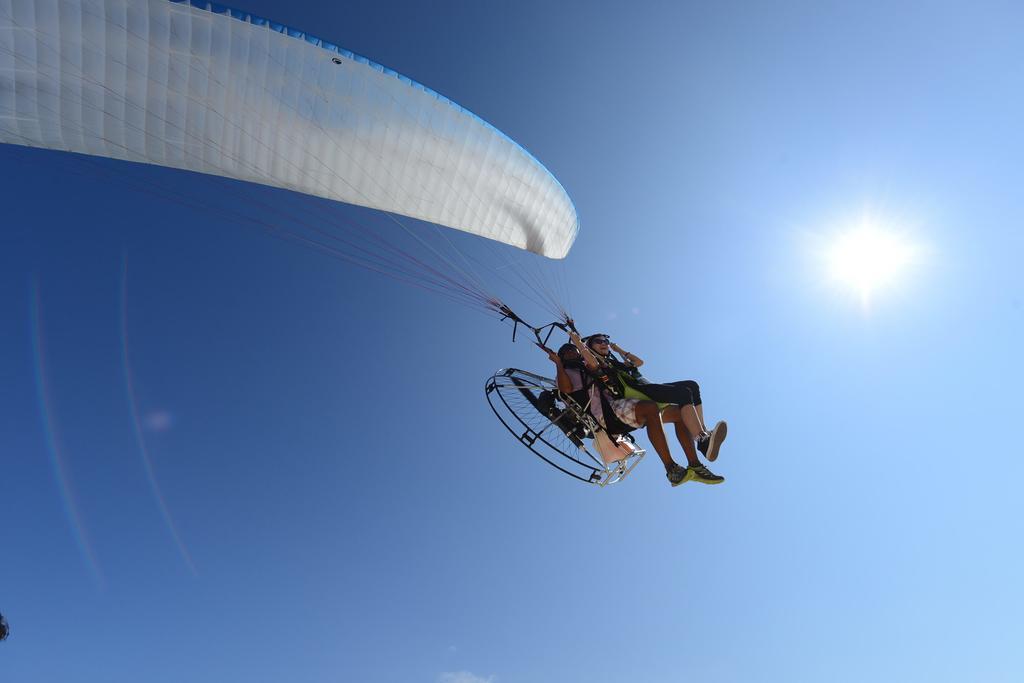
169, 0, 580, 245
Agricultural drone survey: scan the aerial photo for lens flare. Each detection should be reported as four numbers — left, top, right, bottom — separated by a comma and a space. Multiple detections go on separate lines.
30, 281, 104, 586
121, 257, 196, 575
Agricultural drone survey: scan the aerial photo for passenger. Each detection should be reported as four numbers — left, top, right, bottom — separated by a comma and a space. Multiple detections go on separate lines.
538, 342, 634, 437
585, 333, 728, 463
541, 333, 723, 487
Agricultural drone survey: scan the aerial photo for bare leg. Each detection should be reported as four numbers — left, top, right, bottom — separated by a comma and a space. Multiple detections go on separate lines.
684, 406, 703, 439
632, 401, 678, 471
660, 406, 701, 467
694, 404, 707, 433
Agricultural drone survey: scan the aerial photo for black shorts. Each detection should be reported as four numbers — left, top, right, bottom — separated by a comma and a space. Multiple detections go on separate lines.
628, 379, 702, 407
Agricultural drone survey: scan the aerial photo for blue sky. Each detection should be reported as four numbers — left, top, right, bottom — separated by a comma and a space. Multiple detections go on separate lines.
3, 1, 1024, 681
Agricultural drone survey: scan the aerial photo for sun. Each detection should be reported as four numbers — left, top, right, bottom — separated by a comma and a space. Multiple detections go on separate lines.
825, 220, 917, 304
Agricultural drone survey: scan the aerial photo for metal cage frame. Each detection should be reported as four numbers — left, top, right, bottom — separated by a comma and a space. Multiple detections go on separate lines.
484, 368, 645, 486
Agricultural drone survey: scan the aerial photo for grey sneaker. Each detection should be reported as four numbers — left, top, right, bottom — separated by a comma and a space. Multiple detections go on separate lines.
704, 420, 728, 462
689, 463, 725, 485
697, 431, 711, 457
667, 464, 693, 487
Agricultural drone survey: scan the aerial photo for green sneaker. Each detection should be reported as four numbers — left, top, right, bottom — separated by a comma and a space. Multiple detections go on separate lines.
667, 464, 694, 487
689, 463, 724, 485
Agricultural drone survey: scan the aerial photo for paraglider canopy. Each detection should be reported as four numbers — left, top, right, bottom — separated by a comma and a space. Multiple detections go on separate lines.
0, 0, 579, 259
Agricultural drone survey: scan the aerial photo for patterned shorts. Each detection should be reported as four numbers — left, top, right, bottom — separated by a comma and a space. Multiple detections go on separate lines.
605, 397, 644, 429
587, 385, 645, 431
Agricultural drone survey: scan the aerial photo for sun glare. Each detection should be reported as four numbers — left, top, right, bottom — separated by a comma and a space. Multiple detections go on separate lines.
826, 221, 917, 303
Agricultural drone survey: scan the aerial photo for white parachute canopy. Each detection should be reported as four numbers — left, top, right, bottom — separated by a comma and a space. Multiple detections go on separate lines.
0, 0, 578, 258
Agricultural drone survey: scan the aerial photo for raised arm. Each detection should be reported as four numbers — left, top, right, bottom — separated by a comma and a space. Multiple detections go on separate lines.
568, 331, 601, 371
536, 343, 574, 393
611, 341, 644, 368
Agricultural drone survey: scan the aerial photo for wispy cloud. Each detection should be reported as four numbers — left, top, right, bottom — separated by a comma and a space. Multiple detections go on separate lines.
438, 672, 495, 683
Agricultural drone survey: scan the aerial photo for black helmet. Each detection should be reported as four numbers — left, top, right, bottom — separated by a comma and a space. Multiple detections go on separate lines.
558, 343, 583, 367
557, 343, 579, 358
0, 612, 9, 641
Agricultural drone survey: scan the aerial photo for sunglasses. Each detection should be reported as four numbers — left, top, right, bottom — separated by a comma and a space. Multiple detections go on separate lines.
590, 337, 610, 344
